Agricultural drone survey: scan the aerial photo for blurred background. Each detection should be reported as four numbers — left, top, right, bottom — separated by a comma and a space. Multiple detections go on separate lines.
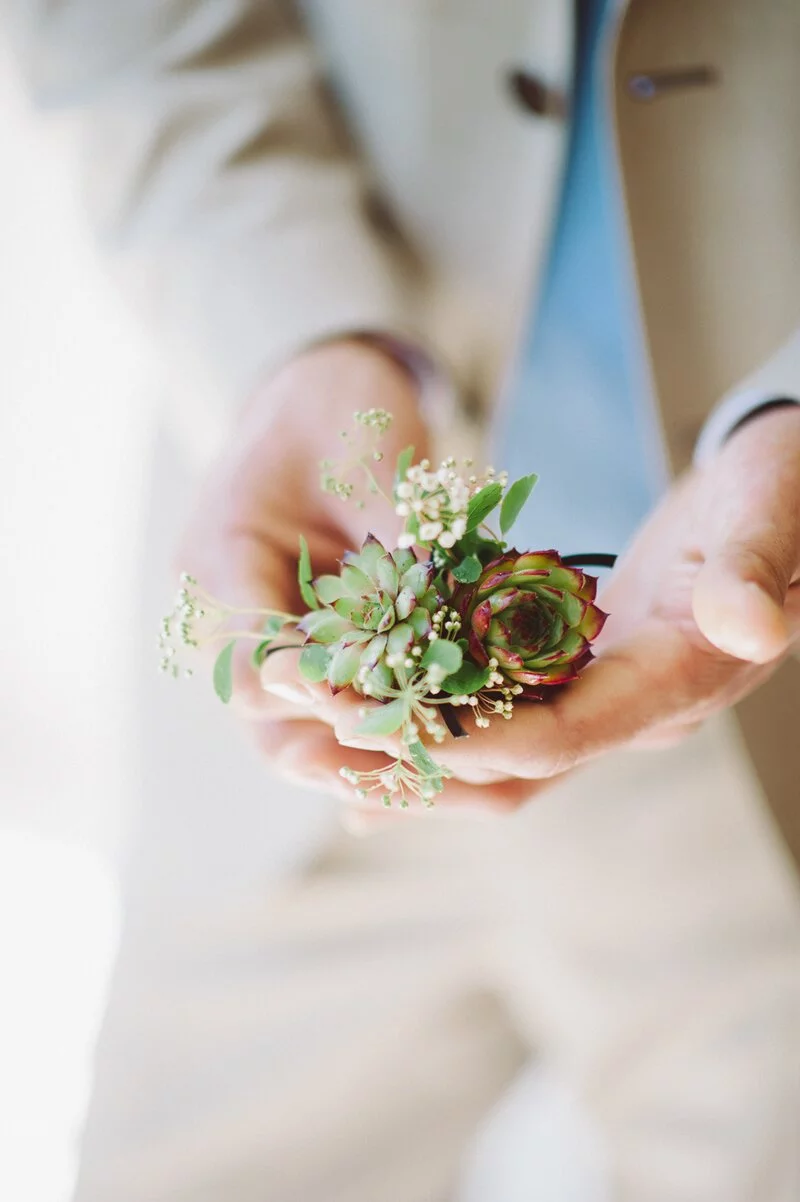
0, 35, 153, 1202
0, 40, 365, 1202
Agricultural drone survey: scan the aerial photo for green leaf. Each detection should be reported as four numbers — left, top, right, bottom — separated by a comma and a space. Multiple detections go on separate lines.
298, 610, 352, 644
250, 615, 286, 669
499, 473, 538, 535
393, 445, 415, 496
355, 697, 408, 737
212, 640, 236, 704
421, 639, 463, 675
313, 575, 347, 604
466, 483, 503, 532
262, 614, 286, 638
298, 644, 330, 682
407, 740, 441, 777
252, 641, 270, 669
457, 530, 507, 562
438, 661, 491, 695
328, 644, 362, 691
451, 554, 482, 584
297, 536, 319, 610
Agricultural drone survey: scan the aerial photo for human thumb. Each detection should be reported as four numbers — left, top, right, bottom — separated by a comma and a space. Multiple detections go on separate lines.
691, 418, 800, 663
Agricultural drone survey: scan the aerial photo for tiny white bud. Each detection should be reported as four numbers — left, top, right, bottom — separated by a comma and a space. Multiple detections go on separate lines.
396, 482, 414, 499
438, 531, 456, 549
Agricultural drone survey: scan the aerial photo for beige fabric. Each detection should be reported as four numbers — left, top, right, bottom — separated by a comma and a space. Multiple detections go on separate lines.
8, 0, 798, 443
614, 0, 800, 474
6, 2, 799, 1192
72, 718, 800, 1202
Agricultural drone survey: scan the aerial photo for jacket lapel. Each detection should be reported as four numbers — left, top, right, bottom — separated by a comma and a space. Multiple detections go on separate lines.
613, 0, 800, 867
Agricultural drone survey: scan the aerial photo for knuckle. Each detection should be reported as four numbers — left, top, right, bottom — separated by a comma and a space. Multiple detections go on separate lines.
727, 539, 789, 597
518, 734, 576, 780
673, 636, 729, 705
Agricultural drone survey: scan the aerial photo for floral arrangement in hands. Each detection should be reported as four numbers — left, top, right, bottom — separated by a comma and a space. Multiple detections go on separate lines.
159, 410, 608, 808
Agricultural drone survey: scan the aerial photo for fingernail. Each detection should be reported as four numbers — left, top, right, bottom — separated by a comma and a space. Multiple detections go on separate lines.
340, 736, 383, 751
340, 808, 375, 837
262, 682, 314, 706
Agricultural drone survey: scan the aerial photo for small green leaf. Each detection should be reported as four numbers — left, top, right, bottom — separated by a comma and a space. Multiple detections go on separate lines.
407, 740, 440, 777
355, 698, 408, 737
466, 483, 504, 532
421, 639, 463, 675
298, 610, 352, 644
251, 641, 271, 668
499, 473, 538, 535
438, 662, 491, 695
250, 615, 286, 668
298, 644, 330, 682
458, 530, 507, 562
394, 445, 415, 496
328, 644, 362, 691
297, 536, 319, 610
313, 575, 347, 604
213, 640, 236, 704
262, 614, 285, 638
451, 555, 482, 584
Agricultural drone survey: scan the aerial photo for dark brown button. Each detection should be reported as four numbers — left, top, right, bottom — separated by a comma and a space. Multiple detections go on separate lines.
507, 68, 566, 119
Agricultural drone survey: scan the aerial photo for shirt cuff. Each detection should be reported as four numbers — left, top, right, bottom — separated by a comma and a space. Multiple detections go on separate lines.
350, 330, 459, 432
693, 328, 800, 467
694, 392, 800, 466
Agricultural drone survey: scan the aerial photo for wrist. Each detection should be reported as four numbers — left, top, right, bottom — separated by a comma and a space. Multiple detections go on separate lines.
238, 336, 425, 440
727, 397, 800, 442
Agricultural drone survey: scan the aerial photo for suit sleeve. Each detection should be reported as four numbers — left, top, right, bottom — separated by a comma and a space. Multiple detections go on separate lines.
6, 0, 422, 424
694, 329, 800, 465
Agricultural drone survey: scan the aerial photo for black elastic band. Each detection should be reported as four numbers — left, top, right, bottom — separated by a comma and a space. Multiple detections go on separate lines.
561, 553, 617, 570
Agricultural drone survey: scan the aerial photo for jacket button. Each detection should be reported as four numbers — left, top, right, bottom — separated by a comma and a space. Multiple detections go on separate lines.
507, 68, 566, 118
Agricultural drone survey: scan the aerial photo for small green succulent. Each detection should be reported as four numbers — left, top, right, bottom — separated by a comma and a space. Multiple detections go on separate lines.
297, 535, 441, 696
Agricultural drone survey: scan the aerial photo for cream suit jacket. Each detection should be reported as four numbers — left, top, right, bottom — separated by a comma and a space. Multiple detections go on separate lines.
9, 0, 800, 858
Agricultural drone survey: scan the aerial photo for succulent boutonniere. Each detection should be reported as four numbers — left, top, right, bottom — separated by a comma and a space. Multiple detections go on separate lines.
159, 410, 612, 808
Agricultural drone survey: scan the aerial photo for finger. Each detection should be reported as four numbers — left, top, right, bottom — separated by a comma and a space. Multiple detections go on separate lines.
627, 718, 705, 750
333, 708, 513, 785
256, 719, 543, 811
692, 409, 800, 663
343, 771, 546, 820
252, 720, 367, 798
414, 621, 746, 780
342, 774, 545, 831
179, 528, 316, 721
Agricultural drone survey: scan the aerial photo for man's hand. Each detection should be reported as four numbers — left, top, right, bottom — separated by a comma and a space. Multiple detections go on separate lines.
177, 339, 536, 813
336, 404, 800, 799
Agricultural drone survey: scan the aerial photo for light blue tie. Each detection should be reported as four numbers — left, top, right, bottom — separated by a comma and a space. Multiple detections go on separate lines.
496, 0, 666, 556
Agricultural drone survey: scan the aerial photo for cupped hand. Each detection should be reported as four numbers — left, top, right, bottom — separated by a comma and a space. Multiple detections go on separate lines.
176, 339, 535, 813
336, 404, 800, 800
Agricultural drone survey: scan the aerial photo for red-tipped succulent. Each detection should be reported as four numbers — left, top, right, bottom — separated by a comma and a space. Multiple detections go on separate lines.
453, 550, 606, 696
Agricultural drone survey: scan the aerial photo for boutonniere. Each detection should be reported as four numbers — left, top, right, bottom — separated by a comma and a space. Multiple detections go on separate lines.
159, 410, 612, 809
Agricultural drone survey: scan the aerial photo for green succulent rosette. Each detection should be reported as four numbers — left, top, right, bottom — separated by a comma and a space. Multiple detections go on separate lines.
297, 534, 440, 696
452, 550, 606, 696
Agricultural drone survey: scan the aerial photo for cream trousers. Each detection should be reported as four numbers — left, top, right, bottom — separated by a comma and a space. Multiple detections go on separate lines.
72, 711, 800, 1202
